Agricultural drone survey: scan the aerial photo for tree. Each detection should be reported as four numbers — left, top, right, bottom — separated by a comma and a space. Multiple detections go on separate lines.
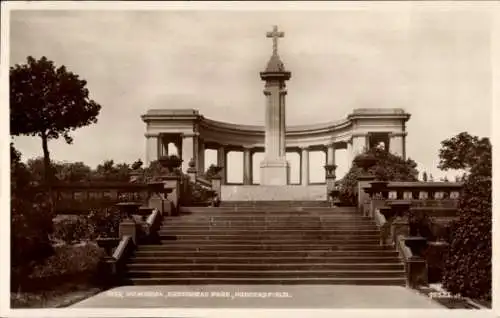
442, 135, 491, 300
91, 160, 132, 182
438, 132, 490, 172
338, 147, 419, 205
11, 144, 54, 291
10, 56, 101, 184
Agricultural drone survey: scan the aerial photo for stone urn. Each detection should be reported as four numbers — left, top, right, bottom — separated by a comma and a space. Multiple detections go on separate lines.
324, 164, 337, 178
115, 202, 143, 219
370, 181, 389, 190
405, 236, 428, 258
96, 237, 120, 257
147, 181, 165, 195
379, 207, 396, 221
158, 155, 183, 173
387, 200, 412, 217
138, 206, 154, 222
354, 153, 377, 171
210, 165, 224, 179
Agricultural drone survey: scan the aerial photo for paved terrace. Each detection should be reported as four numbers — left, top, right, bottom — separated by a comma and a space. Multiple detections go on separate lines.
71, 285, 443, 308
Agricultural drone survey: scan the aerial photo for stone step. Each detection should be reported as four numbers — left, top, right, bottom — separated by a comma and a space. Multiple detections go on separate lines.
160, 233, 380, 245
137, 244, 388, 251
133, 250, 399, 258
219, 201, 334, 207
159, 229, 380, 235
126, 263, 405, 271
161, 222, 376, 229
157, 239, 381, 246
129, 256, 402, 264
163, 216, 370, 222
179, 207, 357, 214
126, 269, 406, 279
124, 277, 406, 286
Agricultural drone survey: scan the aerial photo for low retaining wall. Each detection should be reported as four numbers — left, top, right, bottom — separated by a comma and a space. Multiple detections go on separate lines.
221, 185, 327, 201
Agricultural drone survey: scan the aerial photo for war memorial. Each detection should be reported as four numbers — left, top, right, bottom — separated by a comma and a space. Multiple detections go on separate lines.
8, 20, 491, 311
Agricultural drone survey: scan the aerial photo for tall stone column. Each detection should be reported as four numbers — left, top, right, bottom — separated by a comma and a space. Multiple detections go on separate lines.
346, 140, 353, 169
327, 143, 336, 166
351, 133, 368, 157
181, 133, 197, 173
243, 147, 252, 185
198, 139, 205, 174
217, 145, 226, 185
259, 25, 291, 186
301, 147, 309, 186
390, 132, 406, 159
145, 133, 159, 166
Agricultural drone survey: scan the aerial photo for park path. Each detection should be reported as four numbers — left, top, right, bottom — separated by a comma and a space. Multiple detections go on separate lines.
71, 285, 443, 308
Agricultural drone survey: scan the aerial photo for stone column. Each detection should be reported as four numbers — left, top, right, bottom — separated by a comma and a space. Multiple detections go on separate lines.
145, 133, 159, 166
243, 147, 252, 185
158, 135, 168, 157
301, 147, 309, 186
217, 145, 226, 185
352, 133, 368, 156
181, 133, 197, 173
390, 132, 406, 159
346, 140, 353, 169
198, 139, 205, 174
327, 143, 336, 166
279, 89, 287, 158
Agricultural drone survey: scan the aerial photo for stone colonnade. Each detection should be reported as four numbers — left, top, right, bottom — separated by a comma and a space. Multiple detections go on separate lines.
144, 129, 407, 185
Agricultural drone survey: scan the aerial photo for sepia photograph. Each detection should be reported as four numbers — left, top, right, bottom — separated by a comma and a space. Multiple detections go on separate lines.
1, 1, 496, 317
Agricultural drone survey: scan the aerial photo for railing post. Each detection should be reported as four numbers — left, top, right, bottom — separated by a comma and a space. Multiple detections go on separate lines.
187, 158, 197, 183
116, 202, 142, 245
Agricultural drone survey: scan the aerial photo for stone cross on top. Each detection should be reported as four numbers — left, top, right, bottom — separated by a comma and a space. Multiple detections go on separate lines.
266, 25, 284, 56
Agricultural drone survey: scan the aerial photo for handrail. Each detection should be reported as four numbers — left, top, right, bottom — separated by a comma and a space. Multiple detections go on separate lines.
112, 235, 132, 261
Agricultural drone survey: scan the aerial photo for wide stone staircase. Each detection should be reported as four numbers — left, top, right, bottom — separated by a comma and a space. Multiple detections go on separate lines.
123, 202, 406, 285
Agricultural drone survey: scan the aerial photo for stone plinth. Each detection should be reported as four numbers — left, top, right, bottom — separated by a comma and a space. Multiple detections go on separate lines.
221, 185, 326, 201
260, 159, 290, 186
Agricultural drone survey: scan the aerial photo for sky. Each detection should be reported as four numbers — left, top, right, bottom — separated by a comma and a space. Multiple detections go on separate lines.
8, 4, 493, 182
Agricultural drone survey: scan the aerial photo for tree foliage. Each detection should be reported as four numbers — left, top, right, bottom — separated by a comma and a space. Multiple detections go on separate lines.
11, 144, 54, 290
442, 135, 491, 300
338, 147, 419, 205
438, 132, 491, 171
10, 56, 101, 183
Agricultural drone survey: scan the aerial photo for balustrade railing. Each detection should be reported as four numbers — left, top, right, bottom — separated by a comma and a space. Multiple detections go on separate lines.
362, 180, 463, 288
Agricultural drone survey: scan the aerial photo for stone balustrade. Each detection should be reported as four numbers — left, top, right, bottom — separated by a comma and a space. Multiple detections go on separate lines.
361, 179, 462, 288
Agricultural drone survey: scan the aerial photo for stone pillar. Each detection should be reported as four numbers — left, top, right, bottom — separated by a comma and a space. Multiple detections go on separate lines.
159, 135, 168, 157
259, 28, 291, 186
243, 147, 252, 185
198, 139, 205, 174
352, 133, 368, 156
301, 147, 309, 186
145, 133, 159, 166
217, 145, 226, 185
327, 143, 335, 166
181, 133, 197, 173
346, 140, 353, 169
390, 132, 406, 159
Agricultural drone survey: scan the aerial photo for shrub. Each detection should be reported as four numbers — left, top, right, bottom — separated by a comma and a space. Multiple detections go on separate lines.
442, 148, 491, 300
23, 243, 106, 292
338, 147, 418, 205
86, 207, 123, 239
52, 217, 91, 244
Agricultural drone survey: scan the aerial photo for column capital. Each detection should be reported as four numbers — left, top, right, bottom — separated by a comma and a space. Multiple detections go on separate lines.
389, 131, 408, 138
351, 132, 369, 138
145, 132, 159, 138
299, 146, 310, 151
182, 132, 199, 138
279, 89, 287, 95
263, 89, 272, 96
